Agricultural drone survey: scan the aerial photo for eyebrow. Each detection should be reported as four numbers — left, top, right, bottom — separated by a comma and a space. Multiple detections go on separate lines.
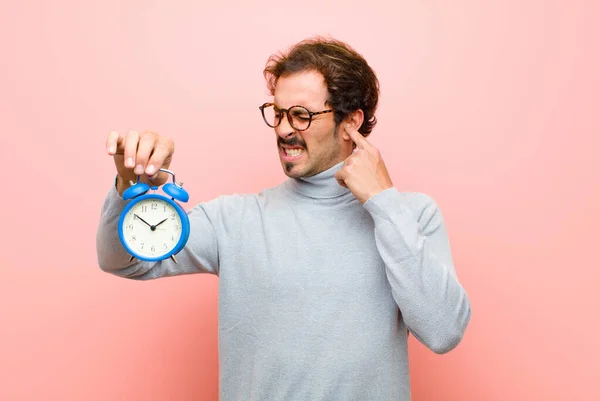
273, 103, 318, 111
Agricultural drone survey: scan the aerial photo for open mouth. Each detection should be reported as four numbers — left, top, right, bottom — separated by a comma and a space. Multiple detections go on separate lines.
281, 146, 305, 161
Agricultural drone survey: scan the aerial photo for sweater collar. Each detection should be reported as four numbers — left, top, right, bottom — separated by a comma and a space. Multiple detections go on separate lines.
286, 161, 351, 199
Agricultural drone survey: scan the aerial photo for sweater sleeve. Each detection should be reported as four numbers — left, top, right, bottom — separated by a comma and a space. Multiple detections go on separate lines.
96, 184, 224, 280
363, 188, 471, 354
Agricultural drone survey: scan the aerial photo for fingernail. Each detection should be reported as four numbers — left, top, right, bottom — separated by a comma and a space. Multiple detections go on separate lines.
134, 164, 144, 174
107, 146, 115, 154
146, 164, 155, 175
126, 158, 134, 168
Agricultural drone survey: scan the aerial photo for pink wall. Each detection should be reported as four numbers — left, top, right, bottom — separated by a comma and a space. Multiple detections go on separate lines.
1, 1, 598, 400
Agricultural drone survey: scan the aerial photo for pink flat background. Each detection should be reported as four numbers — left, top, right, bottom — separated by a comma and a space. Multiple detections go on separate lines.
1, 1, 598, 400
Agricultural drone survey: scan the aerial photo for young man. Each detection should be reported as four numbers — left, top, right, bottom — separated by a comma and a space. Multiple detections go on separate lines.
97, 37, 471, 401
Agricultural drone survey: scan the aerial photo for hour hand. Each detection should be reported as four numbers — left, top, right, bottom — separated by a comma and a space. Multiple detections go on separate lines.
153, 218, 169, 229
134, 214, 152, 228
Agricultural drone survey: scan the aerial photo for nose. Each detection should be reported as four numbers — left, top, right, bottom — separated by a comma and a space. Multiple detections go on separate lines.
275, 113, 295, 139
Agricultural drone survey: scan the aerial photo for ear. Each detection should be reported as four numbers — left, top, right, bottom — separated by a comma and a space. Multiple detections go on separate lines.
341, 109, 365, 141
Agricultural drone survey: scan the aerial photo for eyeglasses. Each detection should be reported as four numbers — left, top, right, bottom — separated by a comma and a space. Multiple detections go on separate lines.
259, 102, 334, 131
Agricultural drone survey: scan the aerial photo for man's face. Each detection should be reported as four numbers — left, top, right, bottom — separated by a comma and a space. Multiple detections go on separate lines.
272, 70, 346, 179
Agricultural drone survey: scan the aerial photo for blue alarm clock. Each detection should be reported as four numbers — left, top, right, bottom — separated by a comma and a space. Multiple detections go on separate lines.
118, 168, 190, 263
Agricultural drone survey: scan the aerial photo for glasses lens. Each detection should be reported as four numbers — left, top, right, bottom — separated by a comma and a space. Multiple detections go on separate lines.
289, 106, 311, 131
261, 104, 280, 128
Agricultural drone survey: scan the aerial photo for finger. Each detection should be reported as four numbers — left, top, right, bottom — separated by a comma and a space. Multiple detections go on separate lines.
106, 131, 121, 155
123, 130, 140, 169
134, 132, 157, 175
145, 138, 172, 177
344, 124, 370, 149
336, 178, 348, 188
334, 169, 348, 188
343, 152, 357, 166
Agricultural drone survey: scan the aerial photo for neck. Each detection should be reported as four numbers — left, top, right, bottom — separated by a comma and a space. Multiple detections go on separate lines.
286, 161, 350, 199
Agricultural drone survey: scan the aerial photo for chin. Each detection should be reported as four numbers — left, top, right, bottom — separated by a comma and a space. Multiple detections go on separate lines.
280, 160, 307, 179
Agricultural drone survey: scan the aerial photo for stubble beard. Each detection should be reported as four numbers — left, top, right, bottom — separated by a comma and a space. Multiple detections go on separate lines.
281, 124, 342, 179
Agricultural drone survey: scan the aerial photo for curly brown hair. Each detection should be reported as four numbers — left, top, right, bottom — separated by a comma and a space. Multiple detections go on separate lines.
263, 37, 380, 137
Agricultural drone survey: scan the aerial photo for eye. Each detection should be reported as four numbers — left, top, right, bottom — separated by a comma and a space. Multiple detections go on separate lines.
291, 109, 310, 121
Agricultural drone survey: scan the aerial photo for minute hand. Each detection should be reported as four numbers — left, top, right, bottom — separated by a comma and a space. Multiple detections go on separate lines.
134, 214, 153, 228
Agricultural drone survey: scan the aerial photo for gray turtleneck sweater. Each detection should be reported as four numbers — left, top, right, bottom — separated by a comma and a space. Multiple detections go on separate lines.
96, 161, 471, 401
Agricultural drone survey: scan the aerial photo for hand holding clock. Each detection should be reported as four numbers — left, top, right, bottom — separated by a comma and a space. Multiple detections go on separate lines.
108, 131, 190, 263
106, 130, 175, 196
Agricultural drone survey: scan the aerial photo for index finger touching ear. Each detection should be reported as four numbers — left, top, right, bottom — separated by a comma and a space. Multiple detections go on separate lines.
344, 124, 369, 149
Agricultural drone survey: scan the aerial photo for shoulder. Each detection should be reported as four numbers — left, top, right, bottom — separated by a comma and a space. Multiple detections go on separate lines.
400, 191, 447, 234
365, 189, 446, 233
400, 191, 440, 215
366, 188, 440, 213
188, 182, 285, 218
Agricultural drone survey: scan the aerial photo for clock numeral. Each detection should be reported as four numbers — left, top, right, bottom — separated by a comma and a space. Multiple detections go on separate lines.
140, 243, 145, 250
171, 213, 176, 220
174, 225, 181, 232
171, 236, 175, 242
141, 206, 147, 213
151, 245, 156, 253
164, 243, 168, 250
128, 224, 133, 231
151, 202, 158, 210
131, 235, 136, 242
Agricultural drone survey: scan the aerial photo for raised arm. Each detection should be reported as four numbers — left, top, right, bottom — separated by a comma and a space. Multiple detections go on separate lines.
96, 130, 220, 279
336, 124, 471, 353
364, 190, 471, 354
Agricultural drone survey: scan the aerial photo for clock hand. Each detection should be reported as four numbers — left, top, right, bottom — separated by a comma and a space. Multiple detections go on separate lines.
152, 218, 169, 229
134, 214, 153, 228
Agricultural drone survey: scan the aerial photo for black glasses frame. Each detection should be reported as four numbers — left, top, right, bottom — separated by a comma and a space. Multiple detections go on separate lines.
259, 102, 334, 131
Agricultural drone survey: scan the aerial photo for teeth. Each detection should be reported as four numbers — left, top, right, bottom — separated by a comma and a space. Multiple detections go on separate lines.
285, 148, 303, 157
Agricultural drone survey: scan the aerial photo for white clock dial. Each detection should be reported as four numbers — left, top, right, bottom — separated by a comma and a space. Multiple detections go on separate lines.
122, 198, 183, 259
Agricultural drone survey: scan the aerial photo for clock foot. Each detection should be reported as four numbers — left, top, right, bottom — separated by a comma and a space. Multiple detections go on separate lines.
129, 255, 136, 263
170, 255, 178, 264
